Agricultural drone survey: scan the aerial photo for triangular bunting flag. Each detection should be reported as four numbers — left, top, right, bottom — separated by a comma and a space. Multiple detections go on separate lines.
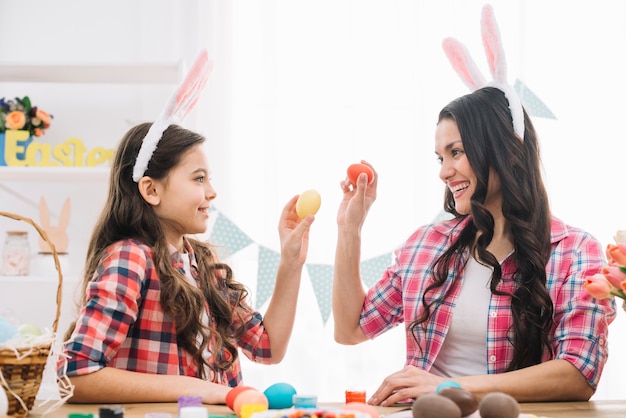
360, 253, 392, 288
306, 263, 334, 325
208, 211, 254, 259
514, 79, 556, 119
256, 245, 280, 309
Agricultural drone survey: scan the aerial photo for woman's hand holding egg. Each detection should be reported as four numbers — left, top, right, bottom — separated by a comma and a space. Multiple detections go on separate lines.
347, 163, 374, 185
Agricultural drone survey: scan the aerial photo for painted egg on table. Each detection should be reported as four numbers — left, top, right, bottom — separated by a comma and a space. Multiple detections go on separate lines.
438, 388, 478, 417
478, 392, 520, 418
344, 402, 380, 418
435, 380, 462, 393
263, 382, 297, 409
347, 163, 374, 185
233, 389, 268, 417
412, 393, 461, 418
226, 385, 254, 410
295, 189, 321, 218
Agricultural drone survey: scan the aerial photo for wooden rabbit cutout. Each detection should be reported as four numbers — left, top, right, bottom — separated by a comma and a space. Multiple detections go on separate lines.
38, 197, 71, 253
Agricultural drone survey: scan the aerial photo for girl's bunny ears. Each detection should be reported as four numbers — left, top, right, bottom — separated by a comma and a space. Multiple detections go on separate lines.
132, 49, 213, 182
442, 4, 525, 141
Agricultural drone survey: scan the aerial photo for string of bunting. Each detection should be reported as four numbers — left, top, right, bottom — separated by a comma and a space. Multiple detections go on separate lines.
207, 208, 393, 325
205, 84, 553, 325
514, 79, 556, 119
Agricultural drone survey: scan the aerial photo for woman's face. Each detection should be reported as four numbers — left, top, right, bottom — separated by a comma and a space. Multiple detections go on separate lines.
435, 118, 502, 216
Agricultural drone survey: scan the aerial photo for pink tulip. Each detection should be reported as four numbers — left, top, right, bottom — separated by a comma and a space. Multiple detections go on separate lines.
583, 274, 612, 299
606, 244, 626, 266
35, 109, 52, 125
601, 266, 626, 290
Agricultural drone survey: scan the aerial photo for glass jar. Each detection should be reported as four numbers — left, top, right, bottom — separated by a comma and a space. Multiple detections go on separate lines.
2, 231, 30, 276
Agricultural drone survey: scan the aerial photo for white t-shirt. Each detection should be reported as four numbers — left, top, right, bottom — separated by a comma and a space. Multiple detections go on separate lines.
431, 256, 492, 377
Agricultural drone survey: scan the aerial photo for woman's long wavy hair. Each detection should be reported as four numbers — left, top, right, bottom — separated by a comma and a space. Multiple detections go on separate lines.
409, 87, 554, 371
65, 123, 251, 379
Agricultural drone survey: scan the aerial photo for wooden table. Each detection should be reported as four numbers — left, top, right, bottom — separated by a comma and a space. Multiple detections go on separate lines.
519, 400, 626, 417
21, 400, 626, 418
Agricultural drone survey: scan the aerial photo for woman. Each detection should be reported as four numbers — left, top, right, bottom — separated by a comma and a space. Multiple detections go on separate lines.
332, 87, 615, 404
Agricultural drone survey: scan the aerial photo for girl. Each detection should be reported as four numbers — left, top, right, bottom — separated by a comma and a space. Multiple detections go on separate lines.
61, 122, 314, 404
332, 87, 615, 404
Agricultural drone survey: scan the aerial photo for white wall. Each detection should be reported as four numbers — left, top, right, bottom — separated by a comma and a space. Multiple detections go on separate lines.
1, 0, 624, 402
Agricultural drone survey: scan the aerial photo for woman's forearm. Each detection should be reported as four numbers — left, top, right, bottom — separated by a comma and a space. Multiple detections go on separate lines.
457, 359, 594, 402
332, 228, 368, 345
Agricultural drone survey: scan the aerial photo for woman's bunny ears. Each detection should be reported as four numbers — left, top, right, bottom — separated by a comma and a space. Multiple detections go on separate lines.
132, 49, 213, 182
442, 4, 525, 141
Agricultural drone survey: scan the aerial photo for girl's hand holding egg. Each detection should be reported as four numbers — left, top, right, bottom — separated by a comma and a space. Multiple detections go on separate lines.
295, 190, 321, 218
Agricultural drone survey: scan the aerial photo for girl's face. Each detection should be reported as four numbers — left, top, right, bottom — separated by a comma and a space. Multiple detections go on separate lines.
152, 144, 216, 248
435, 118, 502, 216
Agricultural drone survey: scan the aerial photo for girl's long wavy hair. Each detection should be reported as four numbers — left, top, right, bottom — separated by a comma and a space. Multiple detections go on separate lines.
409, 87, 554, 371
65, 123, 251, 379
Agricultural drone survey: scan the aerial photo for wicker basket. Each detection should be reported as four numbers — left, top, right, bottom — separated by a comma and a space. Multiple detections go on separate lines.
0, 211, 63, 417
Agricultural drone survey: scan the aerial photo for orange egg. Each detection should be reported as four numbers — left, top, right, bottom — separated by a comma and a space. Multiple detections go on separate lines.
233, 389, 269, 417
344, 402, 380, 418
226, 385, 254, 410
347, 163, 374, 185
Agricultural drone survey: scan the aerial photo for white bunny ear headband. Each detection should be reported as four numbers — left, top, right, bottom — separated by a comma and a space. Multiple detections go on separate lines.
442, 3, 525, 141
132, 49, 213, 182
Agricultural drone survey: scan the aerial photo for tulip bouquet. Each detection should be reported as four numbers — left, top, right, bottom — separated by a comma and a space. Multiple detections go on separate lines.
0, 96, 53, 137
584, 231, 626, 309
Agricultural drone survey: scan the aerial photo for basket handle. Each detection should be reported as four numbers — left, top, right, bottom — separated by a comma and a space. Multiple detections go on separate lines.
0, 211, 63, 334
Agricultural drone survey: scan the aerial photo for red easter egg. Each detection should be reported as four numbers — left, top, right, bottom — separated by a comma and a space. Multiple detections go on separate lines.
347, 163, 374, 185
233, 389, 268, 416
226, 385, 254, 410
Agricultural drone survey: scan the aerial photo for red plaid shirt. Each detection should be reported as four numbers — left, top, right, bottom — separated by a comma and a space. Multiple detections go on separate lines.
61, 239, 271, 386
360, 216, 616, 390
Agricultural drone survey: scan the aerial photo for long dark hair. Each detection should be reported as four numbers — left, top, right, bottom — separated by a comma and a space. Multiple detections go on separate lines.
409, 87, 554, 371
66, 123, 251, 379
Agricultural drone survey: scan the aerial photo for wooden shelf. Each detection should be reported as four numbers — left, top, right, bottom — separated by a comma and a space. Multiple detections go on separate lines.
0, 166, 109, 181
0, 62, 183, 84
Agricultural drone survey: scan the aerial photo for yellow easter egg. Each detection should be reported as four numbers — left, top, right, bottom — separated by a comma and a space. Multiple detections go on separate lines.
295, 189, 321, 218
233, 389, 268, 417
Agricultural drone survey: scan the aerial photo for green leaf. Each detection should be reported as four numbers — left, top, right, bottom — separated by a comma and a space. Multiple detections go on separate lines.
21, 96, 32, 112
619, 266, 626, 274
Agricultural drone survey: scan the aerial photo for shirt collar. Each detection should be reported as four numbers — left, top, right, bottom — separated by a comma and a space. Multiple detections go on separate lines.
432, 215, 569, 246
167, 237, 198, 269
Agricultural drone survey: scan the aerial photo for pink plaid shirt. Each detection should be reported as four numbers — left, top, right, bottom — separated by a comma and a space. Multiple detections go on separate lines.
360, 216, 616, 390
62, 239, 271, 386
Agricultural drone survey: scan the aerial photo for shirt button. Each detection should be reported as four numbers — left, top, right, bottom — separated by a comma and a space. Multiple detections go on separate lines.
490, 311, 497, 318
599, 338, 606, 346
490, 355, 497, 363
